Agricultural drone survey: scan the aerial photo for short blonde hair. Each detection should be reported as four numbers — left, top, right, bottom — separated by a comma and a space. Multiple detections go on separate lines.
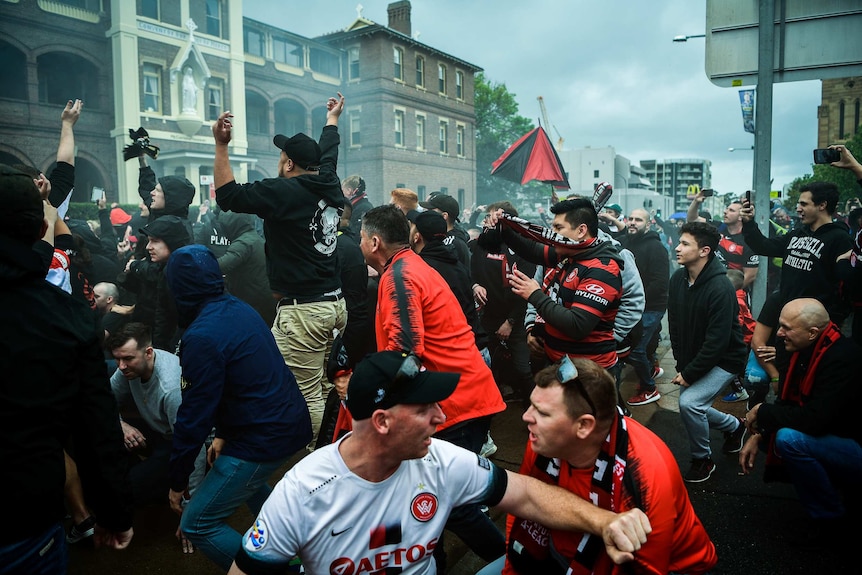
390, 188, 418, 211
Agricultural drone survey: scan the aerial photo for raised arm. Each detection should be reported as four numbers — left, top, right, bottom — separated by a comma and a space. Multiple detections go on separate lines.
57, 99, 82, 166
212, 111, 236, 189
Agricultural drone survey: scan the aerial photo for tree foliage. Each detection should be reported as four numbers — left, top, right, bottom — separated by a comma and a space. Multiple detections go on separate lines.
784, 126, 862, 211
474, 73, 545, 208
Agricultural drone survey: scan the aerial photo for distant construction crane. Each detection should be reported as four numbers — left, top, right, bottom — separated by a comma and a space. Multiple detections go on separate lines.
537, 95, 565, 151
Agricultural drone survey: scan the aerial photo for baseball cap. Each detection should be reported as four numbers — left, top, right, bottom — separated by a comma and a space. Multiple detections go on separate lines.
406, 209, 447, 241
139, 215, 191, 253
273, 133, 322, 170
346, 351, 460, 420
419, 194, 460, 222
605, 203, 623, 215
110, 207, 132, 226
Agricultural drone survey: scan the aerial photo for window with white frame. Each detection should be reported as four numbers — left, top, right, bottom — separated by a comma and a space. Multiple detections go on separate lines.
394, 47, 403, 81
274, 37, 303, 67
456, 70, 464, 100
415, 55, 424, 87
439, 120, 448, 154
438, 64, 446, 94
394, 109, 405, 147
348, 47, 360, 80
206, 80, 223, 121
350, 110, 361, 147
205, 0, 222, 37
416, 115, 426, 150
142, 63, 161, 113
456, 123, 465, 156
140, 0, 158, 19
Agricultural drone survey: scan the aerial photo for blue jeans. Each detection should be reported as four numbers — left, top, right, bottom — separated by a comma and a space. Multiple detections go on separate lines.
678, 366, 738, 459
628, 311, 664, 391
774, 428, 862, 519
0, 522, 66, 575
181, 455, 284, 571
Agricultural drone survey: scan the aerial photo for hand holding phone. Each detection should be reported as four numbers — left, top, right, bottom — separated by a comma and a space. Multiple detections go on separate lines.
813, 148, 841, 164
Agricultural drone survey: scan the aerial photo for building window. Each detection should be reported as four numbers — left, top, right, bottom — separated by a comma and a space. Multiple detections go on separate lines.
415, 55, 424, 87
456, 124, 465, 156
438, 64, 446, 94
205, 0, 222, 37
244, 28, 264, 57
140, 0, 159, 19
142, 63, 161, 113
593, 169, 600, 178
38, 52, 98, 107
439, 120, 448, 154
310, 48, 340, 77
394, 47, 403, 81
456, 70, 464, 100
274, 37, 302, 67
246, 90, 268, 134
394, 109, 405, 147
417, 185, 426, 198
0, 41, 27, 101
350, 111, 361, 147
839, 100, 846, 139
206, 81, 223, 121
416, 115, 425, 150
855, 99, 861, 135
348, 47, 359, 80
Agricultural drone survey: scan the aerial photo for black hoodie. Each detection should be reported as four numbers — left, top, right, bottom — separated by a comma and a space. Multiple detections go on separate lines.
667, 255, 747, 383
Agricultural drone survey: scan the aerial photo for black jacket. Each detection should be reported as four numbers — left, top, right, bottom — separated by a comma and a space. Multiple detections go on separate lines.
0, 237, 132, 544
471, 241, 537, 329
216, 125, 343, 298
419, 240, 488, 350
668, 255, 747, 383
621, 230, 669, 313
336, 227, 372, 367
348, 193, 373, 235
759, 334, 861, 444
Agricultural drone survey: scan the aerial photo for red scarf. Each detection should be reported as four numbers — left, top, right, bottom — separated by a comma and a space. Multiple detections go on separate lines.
498, 213, 595, 250
765, 322, 841, 472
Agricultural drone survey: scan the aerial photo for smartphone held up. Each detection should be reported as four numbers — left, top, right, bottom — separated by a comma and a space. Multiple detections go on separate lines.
813, 148, 841, 164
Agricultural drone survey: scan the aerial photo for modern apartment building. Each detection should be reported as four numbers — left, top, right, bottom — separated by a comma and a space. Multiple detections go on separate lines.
639, 158, 712, 213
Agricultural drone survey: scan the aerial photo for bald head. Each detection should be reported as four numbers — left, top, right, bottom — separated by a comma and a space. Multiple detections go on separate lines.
777, 298, 830, 352
782, 298, 829, 330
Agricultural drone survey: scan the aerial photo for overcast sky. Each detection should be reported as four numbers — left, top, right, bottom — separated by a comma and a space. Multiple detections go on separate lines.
245, 0, 821, 198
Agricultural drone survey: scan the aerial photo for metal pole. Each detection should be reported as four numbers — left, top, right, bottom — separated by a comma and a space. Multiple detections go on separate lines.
751, 0, 775, 317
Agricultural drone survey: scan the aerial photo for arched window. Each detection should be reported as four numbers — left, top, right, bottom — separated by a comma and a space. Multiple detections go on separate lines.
245, 91, 268, 135
0, 42, 27, 100
37, 52, 98, 107
839, 100, 845, 139
274, 99, 306, 136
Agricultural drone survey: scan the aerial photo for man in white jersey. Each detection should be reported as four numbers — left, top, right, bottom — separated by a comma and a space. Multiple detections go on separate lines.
228, 351, 652, 575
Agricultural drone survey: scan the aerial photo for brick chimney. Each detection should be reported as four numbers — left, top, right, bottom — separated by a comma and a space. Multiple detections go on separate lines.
387, 1, 412, 36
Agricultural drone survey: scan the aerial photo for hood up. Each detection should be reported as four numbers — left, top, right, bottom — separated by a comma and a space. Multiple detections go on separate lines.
166, 244, 224, 327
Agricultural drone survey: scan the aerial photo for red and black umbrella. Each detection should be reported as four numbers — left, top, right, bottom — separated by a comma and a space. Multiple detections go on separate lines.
490, 127, 570, 189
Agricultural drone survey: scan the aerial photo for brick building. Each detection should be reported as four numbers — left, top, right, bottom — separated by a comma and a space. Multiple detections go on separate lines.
817, 76, 862, 148
0, 0, 480, 208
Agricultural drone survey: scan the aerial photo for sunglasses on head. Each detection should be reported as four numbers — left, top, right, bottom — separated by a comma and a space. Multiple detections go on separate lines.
391, 352, 422, 394
556, 355, 597, 416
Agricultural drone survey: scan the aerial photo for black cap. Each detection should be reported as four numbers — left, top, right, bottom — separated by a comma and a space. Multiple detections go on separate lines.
419, 194, 460, 222
139, 215, 191, 253
273, 133, 322, 170
345, 351, 459, 420
407, 210, 447, 241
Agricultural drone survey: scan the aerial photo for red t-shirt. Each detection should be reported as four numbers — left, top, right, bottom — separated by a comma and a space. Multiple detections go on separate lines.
504, 417, 717, 575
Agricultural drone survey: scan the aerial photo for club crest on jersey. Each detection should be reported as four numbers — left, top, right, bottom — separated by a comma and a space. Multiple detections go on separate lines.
566, 269, 579, 283
180, 376, 192, 391
411, 493, 438, 522
244, 519, 268, 551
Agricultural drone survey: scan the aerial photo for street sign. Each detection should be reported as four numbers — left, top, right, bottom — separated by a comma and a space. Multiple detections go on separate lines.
705, 1, 862, 87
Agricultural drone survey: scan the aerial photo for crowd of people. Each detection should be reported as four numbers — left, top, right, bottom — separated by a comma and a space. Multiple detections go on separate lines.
2, 92, 861, 575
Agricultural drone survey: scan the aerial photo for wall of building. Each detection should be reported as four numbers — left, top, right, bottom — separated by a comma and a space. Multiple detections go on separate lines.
818, 77, 862, 148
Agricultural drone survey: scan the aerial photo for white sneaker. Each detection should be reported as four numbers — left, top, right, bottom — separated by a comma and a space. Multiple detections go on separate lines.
480, 433, 497, 458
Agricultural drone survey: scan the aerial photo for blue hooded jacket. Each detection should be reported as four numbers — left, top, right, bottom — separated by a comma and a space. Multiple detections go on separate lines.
165, 245, 311, 491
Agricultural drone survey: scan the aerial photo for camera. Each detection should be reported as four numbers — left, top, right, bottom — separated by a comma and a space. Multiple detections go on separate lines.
813, 148, 841, 164
701, 188, 714, 198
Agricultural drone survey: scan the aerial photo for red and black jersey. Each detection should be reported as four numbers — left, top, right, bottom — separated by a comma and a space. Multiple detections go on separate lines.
718, 230, 758, 271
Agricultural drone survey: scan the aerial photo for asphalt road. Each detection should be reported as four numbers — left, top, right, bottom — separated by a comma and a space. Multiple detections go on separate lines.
69, 353, 855, 574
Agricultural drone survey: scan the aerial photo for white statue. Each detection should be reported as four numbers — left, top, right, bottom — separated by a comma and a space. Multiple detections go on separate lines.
182, 67, 197, 114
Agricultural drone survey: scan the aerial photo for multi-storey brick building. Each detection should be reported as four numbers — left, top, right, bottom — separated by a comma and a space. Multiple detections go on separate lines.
0, 0, 480, 208
817, 77, 862, 148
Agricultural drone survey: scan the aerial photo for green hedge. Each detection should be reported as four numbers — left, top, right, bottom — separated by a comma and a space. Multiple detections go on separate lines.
66, 203, 200, 222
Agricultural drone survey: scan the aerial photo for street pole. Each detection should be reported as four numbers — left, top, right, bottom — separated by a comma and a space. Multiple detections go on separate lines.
751, 0, 774, 317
